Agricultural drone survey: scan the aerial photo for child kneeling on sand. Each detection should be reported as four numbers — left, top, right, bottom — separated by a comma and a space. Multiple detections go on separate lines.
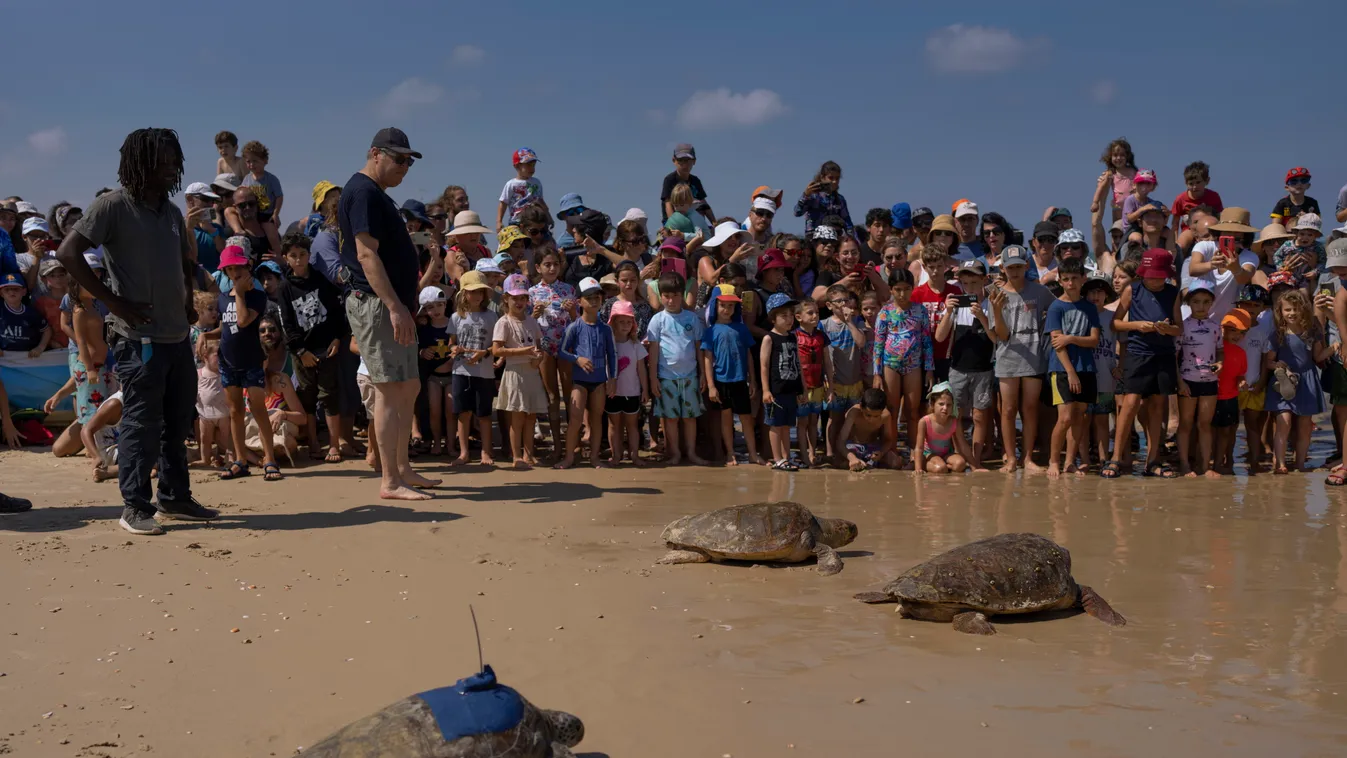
835, 388, 904, 471
914, 382, 972, 474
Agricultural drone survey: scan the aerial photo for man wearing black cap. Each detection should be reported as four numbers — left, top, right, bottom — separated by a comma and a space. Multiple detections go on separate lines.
338, 127, 439, 501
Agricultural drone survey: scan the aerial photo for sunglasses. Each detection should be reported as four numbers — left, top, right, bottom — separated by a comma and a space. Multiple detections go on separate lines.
523, 226, 546, 236
1058, 243, 1085, 251
982, 228, 1004, 237
752, 209, 774, 219
1035, 236, 1058, 245
428, 213, 449, 221
259, 326, 279, 333
1287, 178, 1310, 186
381, 149, 415, 167
621, 236, 647, 246
235, 201, 257, 209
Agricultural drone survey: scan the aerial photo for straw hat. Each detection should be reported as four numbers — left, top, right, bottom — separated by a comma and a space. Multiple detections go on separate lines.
1251, 223, 1292, 255
929, 214, 958, 235
1208, 207, 1258, 234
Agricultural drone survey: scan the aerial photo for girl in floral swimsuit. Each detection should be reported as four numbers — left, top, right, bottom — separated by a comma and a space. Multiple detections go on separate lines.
528, 247, 577, 447
871, 268, 932, 448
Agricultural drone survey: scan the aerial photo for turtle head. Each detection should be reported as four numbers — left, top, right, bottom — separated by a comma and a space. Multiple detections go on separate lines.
817, 518, 858, 548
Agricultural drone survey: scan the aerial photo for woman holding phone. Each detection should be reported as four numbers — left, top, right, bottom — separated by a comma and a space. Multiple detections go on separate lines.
1189, 208, 1259, 320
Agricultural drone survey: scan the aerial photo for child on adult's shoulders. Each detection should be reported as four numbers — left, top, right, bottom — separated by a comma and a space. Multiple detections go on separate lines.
1271, 167, 1320, 227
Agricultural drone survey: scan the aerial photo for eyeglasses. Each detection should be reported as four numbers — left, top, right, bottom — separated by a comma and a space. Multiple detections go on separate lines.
828, 298, 851, 305
380, 150, 415, 167
1287, 178, 1310, 186
752, 210, 774, 219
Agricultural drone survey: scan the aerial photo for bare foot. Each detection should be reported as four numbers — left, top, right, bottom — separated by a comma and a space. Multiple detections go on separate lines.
380, 486, 431, 501
1179, 466, 1194, 478
747, 456, 765, 466
554, 457, 575, 470
687, 454, 709, 466
366, 457, 381, 473
403, 472, 442, 489
849, 460, 867, 472
479, 455, 496, 466
513, 459, 532, 471
667, 456, 682, 466
594, 460, 611, 469
724, 457, 738, 467
1003, 463, 1019, 475
1024, 461, 1046, 474
972, 466, 991, 473
340, 443, 366, 457
1204, 469, 1222, 479
450, 455, 469, 467
1046, 465, 1061, 479
631, 454, 647, 468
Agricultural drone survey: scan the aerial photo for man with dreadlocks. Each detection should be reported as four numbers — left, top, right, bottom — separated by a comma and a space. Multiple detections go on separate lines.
57, 127, 220, 535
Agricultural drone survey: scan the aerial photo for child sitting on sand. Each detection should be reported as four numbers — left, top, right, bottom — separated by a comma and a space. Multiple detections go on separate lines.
834, 388, 903, 471
913, 382, 972, 474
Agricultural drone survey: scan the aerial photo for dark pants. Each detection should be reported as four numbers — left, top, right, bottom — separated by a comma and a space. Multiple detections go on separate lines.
112, 336, 196, 512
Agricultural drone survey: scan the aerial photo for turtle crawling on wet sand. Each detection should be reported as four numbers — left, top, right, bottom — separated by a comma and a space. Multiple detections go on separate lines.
658, 501, 858, 575
853, 532, 1126, 635
299, 665, 584, 757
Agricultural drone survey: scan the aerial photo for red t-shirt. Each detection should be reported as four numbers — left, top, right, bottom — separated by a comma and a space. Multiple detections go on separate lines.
1171, 189, 1224, 230
1217, 340, 1246, 400
912, 280, 955, 360
33, 296, 68, 349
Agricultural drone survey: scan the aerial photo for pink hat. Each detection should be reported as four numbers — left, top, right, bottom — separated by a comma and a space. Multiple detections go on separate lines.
1134, 168, 1157, 185
658, 236, 686, 254
503, 273, 531, 297
217, 245, 249, 270
607, 299, 636, 323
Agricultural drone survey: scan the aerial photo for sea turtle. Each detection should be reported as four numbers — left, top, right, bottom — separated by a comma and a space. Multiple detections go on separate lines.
657, 501, 858, 575
853, 532, 1126, 635
299, 665, 584, 757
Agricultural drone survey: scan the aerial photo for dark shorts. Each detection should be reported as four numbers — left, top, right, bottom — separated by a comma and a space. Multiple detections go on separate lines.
708, 380, 752, 415
1183, 380, 1218, 398
1050, 371, 1098, 406
765, 394, 798, 427
574, 379, 606, 394
1122, 353, 1178, 398
605, 394, 641, 415
1330, 363, 1347, 406
220, 362, 266, 389
1212, 397, 1240, 428
452, 374, 495, 418
1037, 373, 1053, 406
295, 353, 343, 414
934, 356, 951, 384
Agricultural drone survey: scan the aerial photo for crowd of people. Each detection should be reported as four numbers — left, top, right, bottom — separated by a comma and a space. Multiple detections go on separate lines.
4, 128, 1347, 531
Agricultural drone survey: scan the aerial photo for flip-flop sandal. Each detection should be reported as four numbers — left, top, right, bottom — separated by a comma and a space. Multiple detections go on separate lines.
1326, 466, 1347, 486
1145, 462, 1177, 478
771, 460, 799, 472
324, 451, 343, 463
263, 463, 284, 481
1099, 461, 1122, 479
220, 461, 250, 480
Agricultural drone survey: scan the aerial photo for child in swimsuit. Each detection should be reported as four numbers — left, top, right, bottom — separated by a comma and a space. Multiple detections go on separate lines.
914, 382, 971, 474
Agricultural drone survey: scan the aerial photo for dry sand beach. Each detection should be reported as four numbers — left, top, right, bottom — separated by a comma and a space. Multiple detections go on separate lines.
3, 449, 1347, 757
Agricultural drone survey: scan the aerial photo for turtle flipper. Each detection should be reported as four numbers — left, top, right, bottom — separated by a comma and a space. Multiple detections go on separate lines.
542, 709, 584, 747
853, 591, 894, 603
657, 549, 711, 565
813, 544, 843, 575
1079, 585, 1126, 627
952, 612, 996, 635
550, 743, 577, 758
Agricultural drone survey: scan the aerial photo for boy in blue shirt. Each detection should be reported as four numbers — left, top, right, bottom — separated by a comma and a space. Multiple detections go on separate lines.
216, 245, 281, 482
1044, 257, 1101, 478
647, 271, 706, 465
0, 273, 51, 357
556, 277, 616, 470
699, 284, 761, 465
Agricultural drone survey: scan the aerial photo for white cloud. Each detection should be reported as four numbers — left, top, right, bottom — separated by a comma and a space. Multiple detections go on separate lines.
27, 127, 67, 156
1090, 79, 1118, 105
925, 24, 1041, 74
375, 78, 443, 119
450, 45, 485, 65
675, 88, 787, 130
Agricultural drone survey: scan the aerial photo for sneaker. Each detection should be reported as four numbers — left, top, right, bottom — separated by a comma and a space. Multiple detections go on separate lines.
119, 506, 164, 536
0, 493, 33, 514
155, 497, 219, 521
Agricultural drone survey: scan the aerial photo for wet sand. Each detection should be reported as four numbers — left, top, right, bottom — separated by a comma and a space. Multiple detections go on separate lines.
3, 448, 1346, 757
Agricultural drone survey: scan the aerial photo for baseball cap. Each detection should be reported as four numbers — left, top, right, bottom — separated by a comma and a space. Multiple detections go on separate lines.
1049, 207, 1072, 220
578, 277, 603, 297
0, 272, 24, 289
607, 299, 636, 324
1032, 221, 1060, 241
512, 147, 539, 165
911, 206, 935, 222
766, 292, 796, 313
891, 202, 913, 230
1330, 222, 1347, 240
1001, 245, 1030, 267
418, 286, 448, 308
954, 201, 979, 219
1236, 284, 1270, 305
370, 127, 422, 159
1134, 169, 1157, 185
715, 283, 742, 303
568, 209, 611, 243
474, 257, 503, 275
14, 201, 40, 217
493, 252, 513, 266
1266, 271, 1297, 290
212, 174, 240, 194
556, 193, 586, 219
1184, 280, 1214, 301
1138, 201, 1168, 218
957, 259, 987, 275
254, 260, 283, 278
658, 236, 686, 255
752, 196, 777, 213
758, 248, 790, 272
1110, 219, 1126, 233
217, 245, 249, 270
503, 273, 531, 297
673, 143, 696, 160
1292, 213, 1323, 234
1138, 249, 1175, 279
751, 186, 784, 208
1285, 166, 1311, 183
1326, 238, 1347, 269
185, 182, 220, 200
1221, 309, 1252, 330
400, 199, 431, 225
21, 217, 50, 236
38, 258, 66, 277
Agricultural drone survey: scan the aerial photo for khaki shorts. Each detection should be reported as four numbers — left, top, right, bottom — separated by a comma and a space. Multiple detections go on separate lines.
357, 372, 377, 418
346, 292, 418, 384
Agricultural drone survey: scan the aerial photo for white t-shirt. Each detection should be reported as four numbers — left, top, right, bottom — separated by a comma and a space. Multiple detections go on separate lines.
1181, 241, 1258, 320
498, 177, 544, 226
613, 339, 648, 397
1179, 315, 1219, 382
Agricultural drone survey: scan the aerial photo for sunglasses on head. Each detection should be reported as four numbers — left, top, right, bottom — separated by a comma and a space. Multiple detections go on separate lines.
381, 149, 415, 167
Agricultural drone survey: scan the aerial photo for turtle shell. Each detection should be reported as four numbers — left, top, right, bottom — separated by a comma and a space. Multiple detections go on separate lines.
661, 502, 817, 561
887, 533, 1078, 614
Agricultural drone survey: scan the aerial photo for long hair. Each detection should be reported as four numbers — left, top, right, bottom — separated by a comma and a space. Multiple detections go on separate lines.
1272, 288, 1317, 342
117, 128, 184, 199
1100, 138, 1136, 171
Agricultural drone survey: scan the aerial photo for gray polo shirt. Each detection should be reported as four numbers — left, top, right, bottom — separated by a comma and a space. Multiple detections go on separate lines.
73, 189, 192, 343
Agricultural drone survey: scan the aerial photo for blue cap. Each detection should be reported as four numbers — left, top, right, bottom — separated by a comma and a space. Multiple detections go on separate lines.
493, 252, 513, 265
400, 199, 431, 225
766, 292, 796, 313
0, 272, 25, 289
891, 202, 913, 230
556, 193, 585, 219
254, 261, 283, 278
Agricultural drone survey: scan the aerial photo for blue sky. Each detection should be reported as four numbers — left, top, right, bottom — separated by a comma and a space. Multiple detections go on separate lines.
4, 0, 1343, 236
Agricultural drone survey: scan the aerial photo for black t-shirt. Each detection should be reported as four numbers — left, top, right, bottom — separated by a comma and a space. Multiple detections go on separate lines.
659, 172, 708, 223
766, 330, 803, 396
246, 232, 271, 265
218, 288, 269, 370
417, 322, 454, 374
564, 254, 613, 289
949, 308, 995, 373
338, 172, 419, 312
1271, 195, 1320, 222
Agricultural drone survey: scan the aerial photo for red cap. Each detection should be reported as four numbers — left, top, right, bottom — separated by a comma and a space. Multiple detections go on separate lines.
1285, 166, 1311, 184
758, 248, 791, 272
1137, 248, 1174, 279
